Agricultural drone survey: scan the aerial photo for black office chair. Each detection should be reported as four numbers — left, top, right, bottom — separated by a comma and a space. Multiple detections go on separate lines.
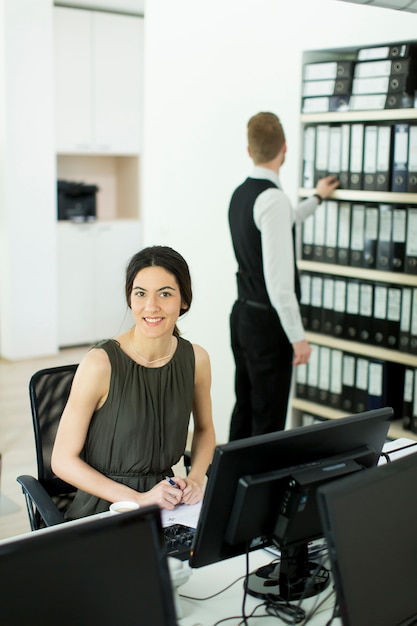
17, 364, 79, 530
17, 363, 193, 531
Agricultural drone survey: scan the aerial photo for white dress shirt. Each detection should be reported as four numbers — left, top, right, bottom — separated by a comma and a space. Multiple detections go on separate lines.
251, 166, 318, 344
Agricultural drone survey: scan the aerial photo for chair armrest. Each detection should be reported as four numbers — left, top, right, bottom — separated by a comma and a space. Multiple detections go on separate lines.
16, 475, 66, 528
183, 450, 192, 475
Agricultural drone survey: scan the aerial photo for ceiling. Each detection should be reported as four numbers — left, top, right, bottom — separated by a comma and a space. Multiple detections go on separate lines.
55, 0, 145, 15
56, 0, 417, 16
337, 0, 417, 12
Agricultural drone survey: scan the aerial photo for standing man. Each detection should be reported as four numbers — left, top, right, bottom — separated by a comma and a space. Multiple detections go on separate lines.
228, 112, 339, 440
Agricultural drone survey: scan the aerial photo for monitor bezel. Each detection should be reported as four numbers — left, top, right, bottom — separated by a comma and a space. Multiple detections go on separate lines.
190, 407, 393, 569
317, 450, 417, 626
0, 505, 177, 626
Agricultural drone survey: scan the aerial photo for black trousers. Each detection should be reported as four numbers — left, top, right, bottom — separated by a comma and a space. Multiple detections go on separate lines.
229, 300, 293, 440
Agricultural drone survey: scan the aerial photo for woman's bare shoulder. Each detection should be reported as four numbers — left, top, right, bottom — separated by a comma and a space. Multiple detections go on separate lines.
191, 342, 210, 361
75, 344, 112, 381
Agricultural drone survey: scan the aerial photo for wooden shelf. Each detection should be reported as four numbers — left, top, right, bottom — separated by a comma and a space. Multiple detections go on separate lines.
299, 188, 417, 205
292, 398, 347, 420
300, 108, 417, 124
291, 399, 417, 442
388, 420, 417, 441
298, 260, 417, 286
304, 332, 417, 367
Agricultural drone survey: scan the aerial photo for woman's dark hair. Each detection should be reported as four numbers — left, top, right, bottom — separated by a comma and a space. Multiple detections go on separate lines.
125, 246, 192, 337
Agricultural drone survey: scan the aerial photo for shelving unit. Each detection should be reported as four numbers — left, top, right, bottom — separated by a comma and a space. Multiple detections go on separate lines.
293, 44, 417, 442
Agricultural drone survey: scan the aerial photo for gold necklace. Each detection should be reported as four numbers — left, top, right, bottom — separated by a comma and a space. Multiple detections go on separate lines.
129, 333, 174, 365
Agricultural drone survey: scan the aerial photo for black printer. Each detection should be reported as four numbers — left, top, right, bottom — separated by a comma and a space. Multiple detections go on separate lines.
57, 180, 99, 221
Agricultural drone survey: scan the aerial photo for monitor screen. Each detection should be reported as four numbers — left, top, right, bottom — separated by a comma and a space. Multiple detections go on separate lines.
0, 506, 177, 626
189, 407, 392, 600
318, 450, 417, 626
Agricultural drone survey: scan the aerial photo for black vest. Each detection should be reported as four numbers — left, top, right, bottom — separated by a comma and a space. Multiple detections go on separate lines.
228, 177, 301, 304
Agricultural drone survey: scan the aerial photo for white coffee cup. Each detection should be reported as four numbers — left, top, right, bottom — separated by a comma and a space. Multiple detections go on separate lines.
109, 500, 140, 514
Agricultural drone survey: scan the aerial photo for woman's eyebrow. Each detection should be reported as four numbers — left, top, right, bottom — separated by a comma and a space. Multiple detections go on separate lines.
158, 285, 176, 292
132, 285, 176, 292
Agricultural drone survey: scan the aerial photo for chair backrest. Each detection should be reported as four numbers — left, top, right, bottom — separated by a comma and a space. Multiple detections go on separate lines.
29, 364, 78, 497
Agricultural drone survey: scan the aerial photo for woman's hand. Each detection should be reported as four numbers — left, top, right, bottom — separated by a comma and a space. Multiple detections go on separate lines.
135, 475, 203, 510
180, 476, 204, 505
139, 477, 186, 510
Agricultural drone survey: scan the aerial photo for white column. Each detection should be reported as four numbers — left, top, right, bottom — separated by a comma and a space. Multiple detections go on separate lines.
0, 0, 58, 359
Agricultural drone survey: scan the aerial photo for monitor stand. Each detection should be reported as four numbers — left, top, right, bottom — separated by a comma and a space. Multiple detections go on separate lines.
246, 543, 329, 601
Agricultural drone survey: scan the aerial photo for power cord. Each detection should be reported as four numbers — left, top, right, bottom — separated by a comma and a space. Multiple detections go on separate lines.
264, 595, 306, 623
179, 573, 247, 601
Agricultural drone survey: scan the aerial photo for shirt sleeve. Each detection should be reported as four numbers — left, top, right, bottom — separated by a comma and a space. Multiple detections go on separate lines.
254, 188, 306, 344
294, 196, 319, 223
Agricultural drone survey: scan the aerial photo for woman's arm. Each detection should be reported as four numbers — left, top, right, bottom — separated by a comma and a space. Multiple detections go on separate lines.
180, 343, 216, 504
51, 348, 182, 510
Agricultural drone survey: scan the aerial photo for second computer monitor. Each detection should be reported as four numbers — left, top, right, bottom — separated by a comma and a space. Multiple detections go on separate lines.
190, 407, 392, 599
318, 450, 417, 626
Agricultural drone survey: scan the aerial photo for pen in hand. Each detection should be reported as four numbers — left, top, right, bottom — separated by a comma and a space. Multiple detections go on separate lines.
165, 475, 181, 489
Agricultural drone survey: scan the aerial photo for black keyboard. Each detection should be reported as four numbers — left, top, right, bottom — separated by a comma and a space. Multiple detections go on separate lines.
164, 523, 195, 560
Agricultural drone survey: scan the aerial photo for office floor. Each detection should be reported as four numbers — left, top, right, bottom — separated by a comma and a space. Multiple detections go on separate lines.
0, 346, 90, 540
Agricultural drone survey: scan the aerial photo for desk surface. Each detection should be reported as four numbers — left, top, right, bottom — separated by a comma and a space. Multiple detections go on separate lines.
178, 548, 341, 625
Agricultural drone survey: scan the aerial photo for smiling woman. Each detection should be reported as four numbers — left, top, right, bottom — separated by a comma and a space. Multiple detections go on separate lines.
125, 249, 192, 366
51, 245, 216, 520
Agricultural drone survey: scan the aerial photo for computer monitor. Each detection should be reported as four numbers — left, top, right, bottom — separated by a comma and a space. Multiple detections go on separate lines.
318, 450, 417, 626
0, 505, 177, 626
190, 407, 393, 601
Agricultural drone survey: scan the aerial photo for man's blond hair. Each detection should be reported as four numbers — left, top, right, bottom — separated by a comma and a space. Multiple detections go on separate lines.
247, 112, 285, 165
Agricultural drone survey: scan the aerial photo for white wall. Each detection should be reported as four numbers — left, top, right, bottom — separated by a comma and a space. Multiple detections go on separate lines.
143, 0, 417, 443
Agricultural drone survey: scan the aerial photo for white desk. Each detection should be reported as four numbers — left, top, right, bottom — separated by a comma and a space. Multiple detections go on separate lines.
177, 549, 340, 625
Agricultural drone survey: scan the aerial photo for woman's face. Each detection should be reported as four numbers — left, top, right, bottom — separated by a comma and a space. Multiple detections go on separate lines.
130, 265, 186, 337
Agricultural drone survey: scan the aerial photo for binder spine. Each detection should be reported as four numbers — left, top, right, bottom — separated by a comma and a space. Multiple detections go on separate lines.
392, 206, 406, 272
391, 123, 409, 193
363, 205, 378, 269
349, 124, 364, 189
363, 125, 378, 191
350, 204, 365, 267
405, 208, 417, 275
400, 287, 412, 352
336, 201, 351, 265
407, 125, 417, 193
402, 367, 414, 430
375, 124, 392, 192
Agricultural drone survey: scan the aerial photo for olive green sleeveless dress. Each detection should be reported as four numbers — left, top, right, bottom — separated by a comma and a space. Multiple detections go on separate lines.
66, 337, 195, 519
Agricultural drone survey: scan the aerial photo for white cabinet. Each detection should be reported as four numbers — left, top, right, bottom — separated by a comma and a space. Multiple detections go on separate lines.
54, 8, 92, 153
57, 220, 142, 346
93, 12, 143, 154
54, 7, 144, 155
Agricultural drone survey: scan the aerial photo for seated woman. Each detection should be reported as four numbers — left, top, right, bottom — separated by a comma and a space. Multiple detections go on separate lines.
51, 245, 216, 518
